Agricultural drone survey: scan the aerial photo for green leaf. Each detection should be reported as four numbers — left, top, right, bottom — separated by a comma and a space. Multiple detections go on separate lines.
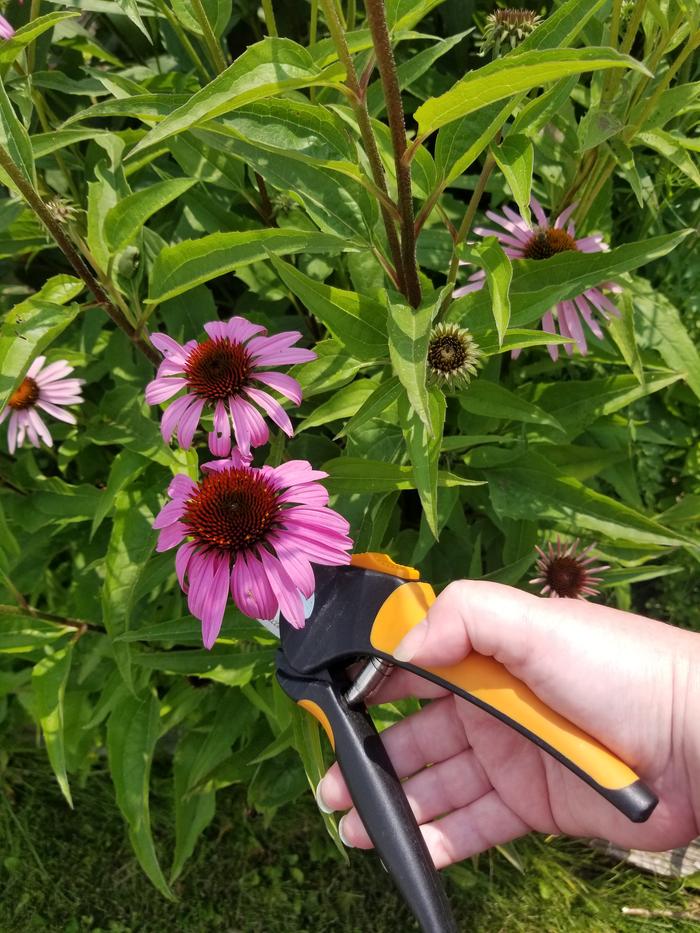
459, 381, 565, 433
297, 377, 380, 431
171, 0, 231, 37
32, 644, 73, 807
337, 376, 401, 438
533, 372, 683, 437
0, 11, 80, 64
607, 291, 644, 385
0, 615, 71, 653
0, 76, 35, 187
578, 107, 623, 151
104, 177, 196, 252
101, 490, 156, 692
486, 452, 693, 548
635, 129, 700, 189
115, 612, 262, 645
116, 0, 152, 40
129, 39, 342, 158
321, 457, 481, 494
148, 229, 348, 304
269, 254, 386, 361
633, 276, 700, 400
510, 77, 578, 138
415, 48, 648, 136
450, 230, 691, 333
387, 0, 448, 30
132, 647, 276, 686
171, 731, 217, 883
470, 238, 512, 345
0, 298, 81, 409
399, 388, 446, 538
387, 297, 434, 431
91, 449, 149, 538
107, 692, 173, 899
491, 134, 533, 225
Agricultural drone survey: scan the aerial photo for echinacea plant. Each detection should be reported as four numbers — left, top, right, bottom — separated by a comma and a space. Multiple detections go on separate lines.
455, 197, 622, 360
146, 319, 315, 456
1, 357, 83, 454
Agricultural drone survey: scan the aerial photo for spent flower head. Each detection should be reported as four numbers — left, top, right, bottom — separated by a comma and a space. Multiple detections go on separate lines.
153, 450, 352, 648
455, 196, 622, 360
531, 537, 609, 600
146, 317, 316, 458
478, 8, 542, 56
427, 322, 482, 390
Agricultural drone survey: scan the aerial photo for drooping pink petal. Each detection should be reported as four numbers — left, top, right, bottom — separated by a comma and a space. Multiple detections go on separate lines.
231, 550, 278, 621
473, 226, 527, 250
208, 398, 232, 457
252, 347, 317, 367
149, 332, 186, 358
226, 316, 266, 343
153, 498, 187, 529
560, 300, 587, 355
541, 310, 559, 362
35, 361, 73, 384
268, 539, 315, 598
26, 356, 46, 379
530, 196, 548, 226
586, 288, 621, 319
160, 393, 197, 443
176, 396, 206, 449
574, 294, 604, 339
35, 400, 77, 424
7, 411, 19, 454
229, 396, 269, 455
187, 550, 216, 622
175, 540, 197, 592
247, 331, 303, 359
250, 371, 303, 405
168, 473, 197, 500
156, 520, 188, 552
258, 548, 305, 628
244, 386, 293, 436
201, 552, 230, 649
145, 377, 188, 404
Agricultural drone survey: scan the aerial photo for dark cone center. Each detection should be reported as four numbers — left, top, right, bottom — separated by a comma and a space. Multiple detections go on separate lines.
184, 338, 252, 401
8, 377, 40, 410
523, 227, 578, 261
428, 334, 468, 374
183, 467, 279, 553
545, 556, 586, 598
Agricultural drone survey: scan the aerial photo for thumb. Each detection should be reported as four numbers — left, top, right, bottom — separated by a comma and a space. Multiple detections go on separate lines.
392, 580, 548, 677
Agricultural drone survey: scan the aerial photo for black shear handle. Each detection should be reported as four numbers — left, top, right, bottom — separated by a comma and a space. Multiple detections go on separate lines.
277, 668, 458, 933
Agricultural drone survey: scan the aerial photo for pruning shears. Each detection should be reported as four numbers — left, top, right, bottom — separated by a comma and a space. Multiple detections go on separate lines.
274, 553, 658, 933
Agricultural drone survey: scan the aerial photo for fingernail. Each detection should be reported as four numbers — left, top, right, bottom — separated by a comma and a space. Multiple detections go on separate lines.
338, 816, 354, 848
393, 618, 429, 663
315, 779, 334, 814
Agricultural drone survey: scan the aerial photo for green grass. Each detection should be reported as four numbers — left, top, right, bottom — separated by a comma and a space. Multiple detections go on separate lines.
1, 750, 698, 933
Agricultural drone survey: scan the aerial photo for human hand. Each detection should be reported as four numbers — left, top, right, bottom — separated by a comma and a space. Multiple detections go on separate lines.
317, 581, 700, 868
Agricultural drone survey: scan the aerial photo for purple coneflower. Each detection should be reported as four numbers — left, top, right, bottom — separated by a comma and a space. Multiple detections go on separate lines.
153, 450, 353, 648
1, 357, 84, 454
145, 318, 316, 457
0, 14, 14, 39
455, 197, 622, 360
531, 537, 609, 599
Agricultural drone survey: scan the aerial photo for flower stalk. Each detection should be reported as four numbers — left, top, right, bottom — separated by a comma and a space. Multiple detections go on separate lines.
320, 0, 405, 293
363, 0, 421, 307
190, 0, 228, 74
0, 144, 159, 366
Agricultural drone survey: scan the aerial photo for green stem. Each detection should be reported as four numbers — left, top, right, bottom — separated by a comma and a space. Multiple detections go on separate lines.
438, 152, 495, 320
262, 0, 279, 36
0, 145, 159, 365
320, 0, 405, 293
154, 0, 210, 81
190, 0, 228, 74
364, 0, 421, 307
627, 28, 700, 137
346, 0, 356, 30
310, 0, 319, 44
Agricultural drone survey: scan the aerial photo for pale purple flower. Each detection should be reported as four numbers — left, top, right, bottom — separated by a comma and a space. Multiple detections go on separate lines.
153, 449, 353, 648
531, 537, 609, 599
455, 197, 622, 360
1, 357, 84, 454
0, 14, 14, 39
145, 318, 316, 457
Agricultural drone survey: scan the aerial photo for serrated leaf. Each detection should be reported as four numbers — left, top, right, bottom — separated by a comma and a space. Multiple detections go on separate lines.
491, 134, 533, 226
270, 255, 386, 361
108, 692, 173, 899
415, 48, 648, 136
32, 644, 73, 807
0, 76, 35, 187
104, 177, 196, 252
469, 238, 512, 344
387, 297, 433, 431
129, 38, 343, 158
148, 229, 348, 305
